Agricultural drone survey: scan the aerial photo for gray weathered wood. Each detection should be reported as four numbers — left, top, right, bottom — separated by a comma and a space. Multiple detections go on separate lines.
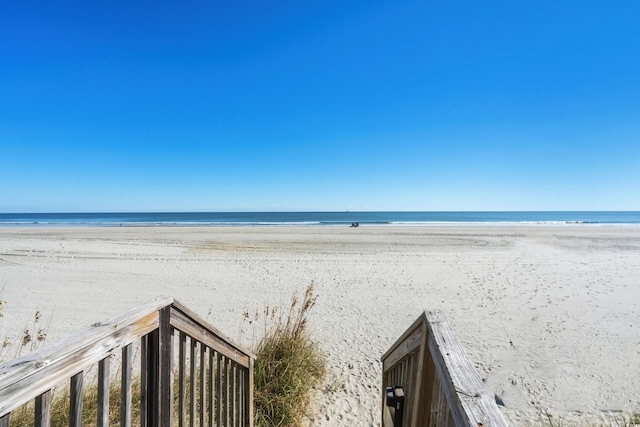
208, 350, 215, 427
171, 300, 254, 356
410, 323, 427, 426
382, 313, 426, 363
0, 310, 160, 416
239, 368, 244, 425
179, 332, 187, 427
35, 389, 52, 427
423, 342, 437, 427
236, 362, 242, 426
97, 357, 110, 427
231, 362, 237, 426
0, 296, 172, 407
145, 329, 160, 427
141, 333, 150, 427
382, 320, 424, 372
224, 357, 230, 426
426, 310, 508, 426
0, 297, 255, 427
190, 337, 197, 427
382, 309, 508, 427
0, 413, 9, 427
70, 371, 83, 427
200, 344, 206, 427
170, 307, 251, 367
158, 306, 173, 427
216, 352, 223, 427
247, 356, 254, 427
121, 344, 133, 427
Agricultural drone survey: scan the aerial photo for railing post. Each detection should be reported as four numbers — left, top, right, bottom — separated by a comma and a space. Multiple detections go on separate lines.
97, 358, 110, 427
142, 331, 155, 427
70, 372, 84, 427
35, 390, 52, 427
122, 344, 133, 427
247, 357, 254, 427
158, 306, 173, 426
144, 306, 173, 427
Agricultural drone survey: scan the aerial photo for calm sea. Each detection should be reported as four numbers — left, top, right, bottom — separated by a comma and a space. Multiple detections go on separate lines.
0, 212, 639, 227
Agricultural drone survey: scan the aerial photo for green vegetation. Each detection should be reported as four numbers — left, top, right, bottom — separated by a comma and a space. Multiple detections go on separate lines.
252, 283, 327, 427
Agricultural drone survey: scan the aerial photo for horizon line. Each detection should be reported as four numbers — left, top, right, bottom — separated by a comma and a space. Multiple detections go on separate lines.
2, 210, 639, 214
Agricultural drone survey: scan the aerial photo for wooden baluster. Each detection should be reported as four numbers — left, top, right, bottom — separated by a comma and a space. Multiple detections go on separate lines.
216, 352, 223, 427
35, 390, 52, 427
158, 306, 173, 427
235, 362, 241, 427
208, 350, 215, 427
70, 371, 83, 427
121, 344, 133, 427
238, 369, 244, 426
222, 354, 228, 427
247, 358, 254, 427
190, 338, 197, 427
97, 357, 110, 427
140, 333, 150, 427
200, 344, 206, 427
179, 332, 187, 427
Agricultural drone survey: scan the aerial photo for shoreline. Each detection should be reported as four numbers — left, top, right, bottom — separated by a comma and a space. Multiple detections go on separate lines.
2, 210, 639, 229
2, 221, 640, 228
1, 225, 639, 425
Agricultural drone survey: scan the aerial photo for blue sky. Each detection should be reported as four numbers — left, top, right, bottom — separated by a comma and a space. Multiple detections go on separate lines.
1, 0, 638, 212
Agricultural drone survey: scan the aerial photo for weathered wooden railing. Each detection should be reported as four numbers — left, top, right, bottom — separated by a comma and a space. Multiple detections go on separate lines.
0, 297, 254, 426
381, 310, 508, 427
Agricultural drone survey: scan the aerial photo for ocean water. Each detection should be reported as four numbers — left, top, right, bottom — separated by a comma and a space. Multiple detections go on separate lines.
0, 211, 639, 227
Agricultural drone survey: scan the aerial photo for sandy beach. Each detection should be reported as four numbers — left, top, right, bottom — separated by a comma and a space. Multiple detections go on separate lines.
1, 225, 639, 425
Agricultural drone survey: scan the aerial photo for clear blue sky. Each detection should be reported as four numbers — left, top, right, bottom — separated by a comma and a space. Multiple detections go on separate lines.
1, 1, 638, 212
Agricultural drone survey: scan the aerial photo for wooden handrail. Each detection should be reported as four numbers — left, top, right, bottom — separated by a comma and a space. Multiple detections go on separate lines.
0, 297, 254, 426
170, 300, 255, 366
381, 310, 508, 427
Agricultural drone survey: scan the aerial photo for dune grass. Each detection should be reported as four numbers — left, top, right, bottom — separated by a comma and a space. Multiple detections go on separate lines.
250, 283, 327, 427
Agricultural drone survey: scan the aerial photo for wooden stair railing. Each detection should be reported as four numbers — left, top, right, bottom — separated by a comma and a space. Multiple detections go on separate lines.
0, 297, 254, 427
381, 310, 508, 427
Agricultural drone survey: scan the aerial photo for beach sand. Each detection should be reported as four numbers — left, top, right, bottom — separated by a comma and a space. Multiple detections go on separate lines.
1, 225, 639, 425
